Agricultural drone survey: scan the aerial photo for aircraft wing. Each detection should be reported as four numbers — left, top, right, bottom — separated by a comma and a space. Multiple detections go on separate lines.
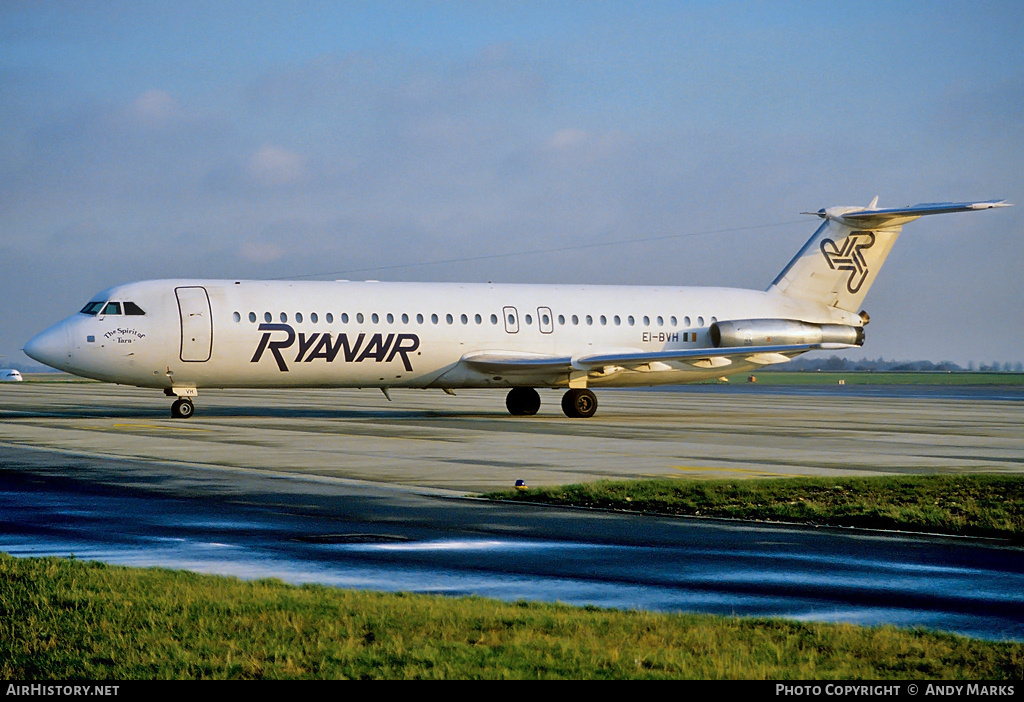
460, 351, 575, 373
461, 343, 816, 375
572, 344, 815, 370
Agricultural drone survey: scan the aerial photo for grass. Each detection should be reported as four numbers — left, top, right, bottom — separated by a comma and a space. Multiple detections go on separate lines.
486, 475, 1024, 541
1, 554, 1021, 680
712, 371, 1024, 386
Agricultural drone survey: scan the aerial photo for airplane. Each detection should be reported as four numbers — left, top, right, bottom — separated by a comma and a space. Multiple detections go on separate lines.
24, 198, 1009, 419
1, 369, 24, 382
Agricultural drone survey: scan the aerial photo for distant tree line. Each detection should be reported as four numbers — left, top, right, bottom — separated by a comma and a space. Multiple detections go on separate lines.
770, 357, 1024, 372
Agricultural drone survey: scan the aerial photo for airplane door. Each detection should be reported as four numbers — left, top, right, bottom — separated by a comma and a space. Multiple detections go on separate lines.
537, 306, 554, 334
502, 306, 519, 334
176, 286, 213, 362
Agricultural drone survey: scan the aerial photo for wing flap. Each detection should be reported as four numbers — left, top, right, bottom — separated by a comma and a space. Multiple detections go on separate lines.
572, 343, 814, 370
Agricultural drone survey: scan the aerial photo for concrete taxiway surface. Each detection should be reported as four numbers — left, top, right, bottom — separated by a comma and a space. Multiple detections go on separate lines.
1, 381, 1021, 493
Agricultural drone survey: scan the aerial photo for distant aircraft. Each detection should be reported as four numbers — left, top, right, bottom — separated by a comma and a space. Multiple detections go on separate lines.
24, 199, 1009, 418
1, 369, 23, 382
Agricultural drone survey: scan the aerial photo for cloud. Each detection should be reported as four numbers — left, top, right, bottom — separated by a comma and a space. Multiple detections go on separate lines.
128, 89, 181, 123
239, 241, 286, 264
248, 145, 306, 187
543, 128, 628, 157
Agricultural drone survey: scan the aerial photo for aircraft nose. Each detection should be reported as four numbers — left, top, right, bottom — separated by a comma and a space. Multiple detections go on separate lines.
24, 322, 71, 370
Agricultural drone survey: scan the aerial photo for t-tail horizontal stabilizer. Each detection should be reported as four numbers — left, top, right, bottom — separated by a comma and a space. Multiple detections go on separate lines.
770, 199, 1010, 313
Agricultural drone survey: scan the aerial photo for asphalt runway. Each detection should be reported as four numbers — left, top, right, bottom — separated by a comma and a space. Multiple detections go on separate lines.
1, 382, 1021, 493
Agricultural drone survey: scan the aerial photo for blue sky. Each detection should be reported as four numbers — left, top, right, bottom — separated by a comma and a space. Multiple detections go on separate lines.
2, 1, 1022, 368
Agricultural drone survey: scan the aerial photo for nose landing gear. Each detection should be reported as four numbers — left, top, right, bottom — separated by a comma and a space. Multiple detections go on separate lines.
171, 397, 195, 419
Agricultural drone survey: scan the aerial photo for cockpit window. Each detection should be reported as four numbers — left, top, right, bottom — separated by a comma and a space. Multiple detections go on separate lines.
123, 301, 146, 315
80, 301, 105, 315
101, 302, 122, 316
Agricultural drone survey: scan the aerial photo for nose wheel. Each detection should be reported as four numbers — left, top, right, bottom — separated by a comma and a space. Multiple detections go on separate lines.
171, 398, 195, 419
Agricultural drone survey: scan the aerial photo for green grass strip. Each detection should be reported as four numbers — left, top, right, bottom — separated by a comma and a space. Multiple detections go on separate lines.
487, 475, 1024, 541
732, 371, 1024, 386
1, 554, 1021, 679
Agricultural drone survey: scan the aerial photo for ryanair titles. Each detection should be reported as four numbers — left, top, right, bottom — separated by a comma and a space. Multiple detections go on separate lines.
251, 323, 420, 372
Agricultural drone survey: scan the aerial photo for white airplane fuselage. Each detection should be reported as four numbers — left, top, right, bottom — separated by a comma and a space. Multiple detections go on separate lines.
24, 199, 1009, 417
29, 280, 850, 391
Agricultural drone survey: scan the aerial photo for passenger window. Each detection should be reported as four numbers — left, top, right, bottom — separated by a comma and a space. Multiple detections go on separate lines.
102, 302, 122, 316
123, 301, 146, 315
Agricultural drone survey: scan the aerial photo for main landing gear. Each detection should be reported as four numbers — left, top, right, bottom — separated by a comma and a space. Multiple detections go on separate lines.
561, 388, 598, 418
504, 387, 598, 418
506, 387, 541, 416
170, 397, 195, 419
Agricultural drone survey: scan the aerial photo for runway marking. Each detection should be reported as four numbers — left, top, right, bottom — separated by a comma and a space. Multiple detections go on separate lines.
671, 465, 811, 478
111, 423, 209, 433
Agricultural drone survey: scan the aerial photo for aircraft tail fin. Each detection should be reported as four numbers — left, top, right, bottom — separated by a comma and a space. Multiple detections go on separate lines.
767, 199, 1009, 312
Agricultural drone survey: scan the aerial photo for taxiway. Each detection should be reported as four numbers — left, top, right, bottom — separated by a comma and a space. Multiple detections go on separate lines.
1, 381, 1021, 493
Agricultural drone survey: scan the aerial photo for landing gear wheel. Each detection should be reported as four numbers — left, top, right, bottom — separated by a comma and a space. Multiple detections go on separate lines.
171, 398, 195, 419
506, 387, 541, 416
561, 388, 597, 418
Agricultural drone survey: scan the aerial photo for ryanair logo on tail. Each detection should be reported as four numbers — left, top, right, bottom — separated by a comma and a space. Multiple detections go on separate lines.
820, 231, 875, 294
251, 324, 420, 372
